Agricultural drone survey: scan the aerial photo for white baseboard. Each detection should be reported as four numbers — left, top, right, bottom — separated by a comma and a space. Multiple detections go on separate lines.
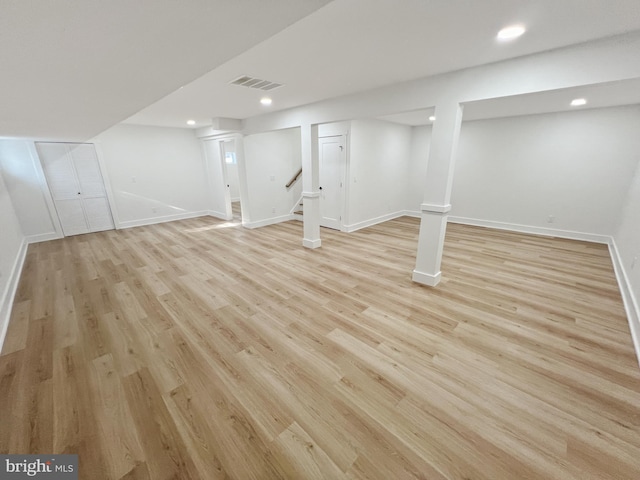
447, 216, 610, 244
208, 210, 233, 221
117, 210, 210, 229
243, 214, 295, 229
0, 239, 28, 353
26, 231, 62, 244
344, 211, 406, 232
609, 238, 640, 367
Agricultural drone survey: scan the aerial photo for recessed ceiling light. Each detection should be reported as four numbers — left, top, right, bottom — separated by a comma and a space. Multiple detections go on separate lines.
497, 25, 526, 40
570, 98, 587, 107
260, 97, 273, 106
186, 120, 196, 125
428, 116, 436, 122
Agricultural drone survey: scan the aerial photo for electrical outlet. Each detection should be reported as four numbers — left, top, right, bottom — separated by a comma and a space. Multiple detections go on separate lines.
152, 207, 158, 214
131, 176, 137, 183
547, 215, 555, 223
272, 207, 276, 214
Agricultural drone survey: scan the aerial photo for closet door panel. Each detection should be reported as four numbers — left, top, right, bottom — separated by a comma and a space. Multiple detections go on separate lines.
38, 143, 81, 200
55, 199, 90, 236
70, 143, 107, 197
83, 197, 115, 232
37, 142, 115, 237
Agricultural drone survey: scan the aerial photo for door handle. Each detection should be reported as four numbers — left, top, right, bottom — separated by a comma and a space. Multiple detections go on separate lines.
319, 186, 323, 190
77, 192, 81, 195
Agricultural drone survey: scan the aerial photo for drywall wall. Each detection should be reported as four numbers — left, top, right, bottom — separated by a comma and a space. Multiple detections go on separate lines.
449, 105, 640, 238
0, 168, 26, 350
614, 157, 640, 356
0, 140, 60, 242
346, 119, 412, 229
407, 125, 432, 214
93, 124, 210, 228
242, 127, 302, 227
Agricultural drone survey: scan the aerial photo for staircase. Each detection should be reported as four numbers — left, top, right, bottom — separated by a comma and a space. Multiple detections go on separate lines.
291, 195, 303, 221
286, 167, 303, 221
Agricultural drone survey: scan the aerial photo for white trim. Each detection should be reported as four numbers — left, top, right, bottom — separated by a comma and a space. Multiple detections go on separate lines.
27, 141, 65, 238
208, 210, 233, 221
447, 216, 610, 244
0, 239, 28, 352
117, 210, 210, 229
412, 269, 441, 287
421, 203, 452, 213
609, 237, 640, 368
26, 232, 63, 244
344, 211, 405, 232
303, 238, 322, 249
243, 214, 295, 229
302, 191, 320, 198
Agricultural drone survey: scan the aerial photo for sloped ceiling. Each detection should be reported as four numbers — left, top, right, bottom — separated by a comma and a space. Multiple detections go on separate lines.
0, 0, 331, 141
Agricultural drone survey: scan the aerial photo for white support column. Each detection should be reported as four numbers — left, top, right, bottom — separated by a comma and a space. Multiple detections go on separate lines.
413, 101, 463, 286
301, 123, 321, 248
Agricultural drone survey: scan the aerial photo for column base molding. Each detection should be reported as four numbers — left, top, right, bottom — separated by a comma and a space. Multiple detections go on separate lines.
412, 269, 442, 287
303, 238, 321, 249
420, 203, 451, 214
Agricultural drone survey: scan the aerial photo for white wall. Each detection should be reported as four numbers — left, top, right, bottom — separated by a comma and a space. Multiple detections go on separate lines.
0, 140, 60, 242
614, 158, 640, 358
0, 166, 26, 351
93, 124, 210, 228
242, 127, 302, 227
347, 119, 412, 230
407, 125, 432, 214
449, 105, 640, 239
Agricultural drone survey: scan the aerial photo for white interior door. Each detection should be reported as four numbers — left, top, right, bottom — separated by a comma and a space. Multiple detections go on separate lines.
68, 144, 114, 232
319, 135, 346, 230
37, 142, 114, 236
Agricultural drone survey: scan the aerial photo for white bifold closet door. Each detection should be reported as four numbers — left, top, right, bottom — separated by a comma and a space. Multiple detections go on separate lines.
37, 142, 115, 236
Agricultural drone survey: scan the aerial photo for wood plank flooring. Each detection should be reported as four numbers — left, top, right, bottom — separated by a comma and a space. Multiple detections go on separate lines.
1, 216, 639, 479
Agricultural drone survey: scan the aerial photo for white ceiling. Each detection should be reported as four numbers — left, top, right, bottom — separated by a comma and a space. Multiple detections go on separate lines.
126, 0, 640, 129
0, 0, 331, 141
377, 78, 640, 126
3, 0, 640, 140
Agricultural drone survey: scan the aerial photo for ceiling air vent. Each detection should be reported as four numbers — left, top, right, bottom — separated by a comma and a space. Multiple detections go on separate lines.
229, 75, 283, 91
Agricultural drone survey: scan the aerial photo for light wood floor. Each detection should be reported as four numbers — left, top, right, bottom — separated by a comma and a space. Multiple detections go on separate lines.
1, 216, 639, 479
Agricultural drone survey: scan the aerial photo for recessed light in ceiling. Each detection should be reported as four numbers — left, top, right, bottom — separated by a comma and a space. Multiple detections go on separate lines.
570, 98, 587, 107
497, 25, 526, 41
260, 97, 273, 106
428, 116, 436, 122
186, 120, 196, 125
